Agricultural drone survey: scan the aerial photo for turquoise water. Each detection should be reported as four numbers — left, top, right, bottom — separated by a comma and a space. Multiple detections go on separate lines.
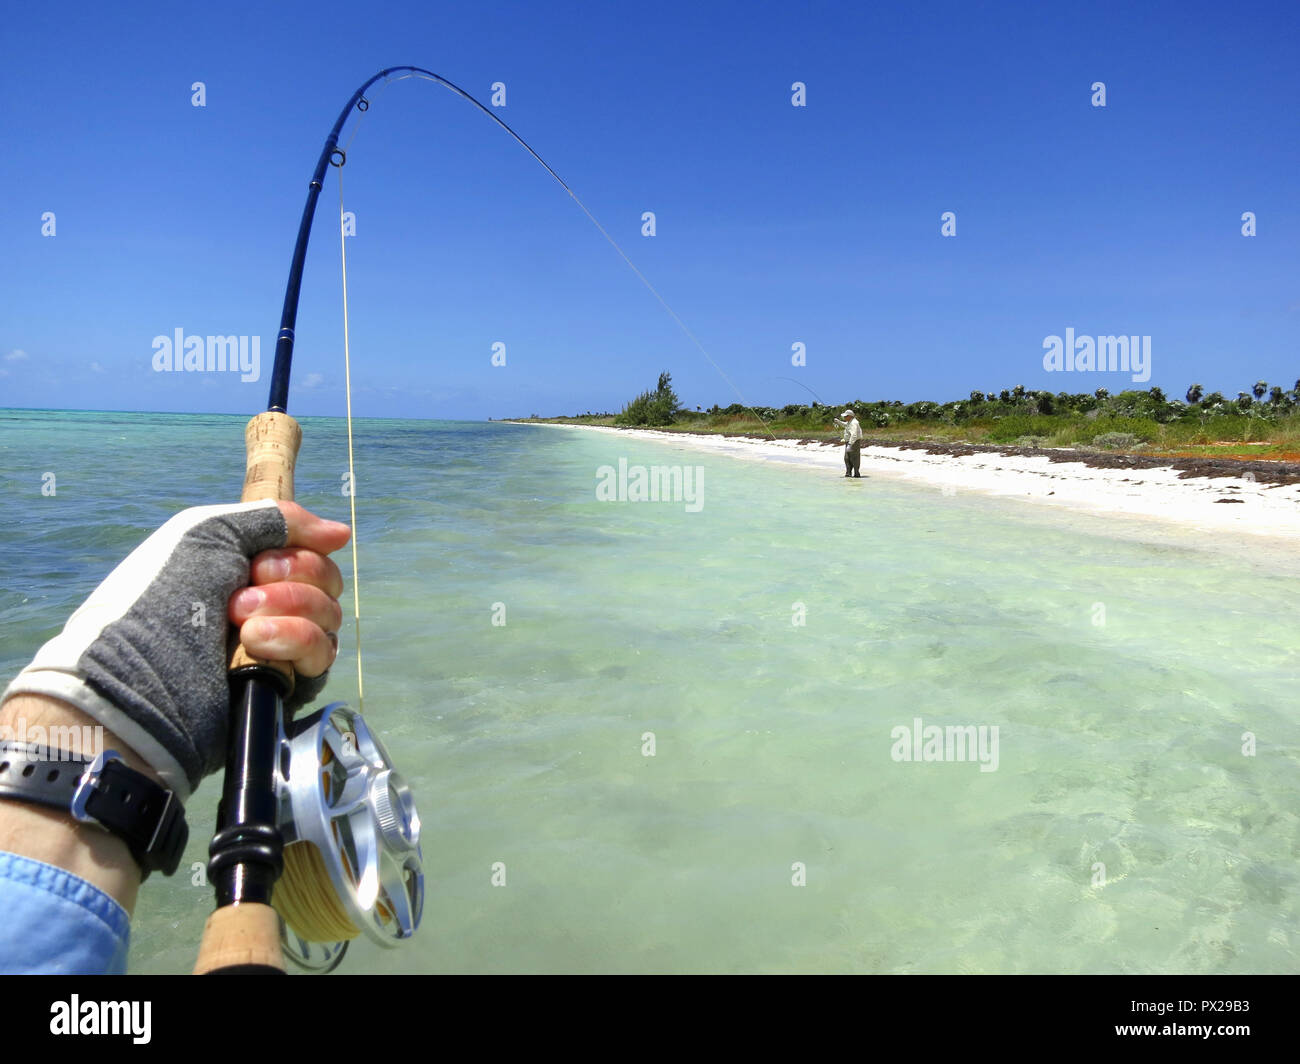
1, 409, 1297, 974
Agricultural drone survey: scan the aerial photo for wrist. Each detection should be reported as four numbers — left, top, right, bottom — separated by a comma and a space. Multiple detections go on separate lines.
0, 694, 167, 912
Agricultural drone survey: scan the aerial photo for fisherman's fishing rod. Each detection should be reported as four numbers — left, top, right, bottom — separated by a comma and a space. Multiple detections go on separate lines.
772, 376, 828, 407
197, 63, 667, 974
194, 66, 780, 973
193, 67, 510, 974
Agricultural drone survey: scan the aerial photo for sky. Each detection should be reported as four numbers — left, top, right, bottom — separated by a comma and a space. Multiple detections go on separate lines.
1, 0, 1297, 419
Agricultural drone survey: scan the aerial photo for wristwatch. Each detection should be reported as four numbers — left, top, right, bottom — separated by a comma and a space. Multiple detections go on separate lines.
0, 742, 188, 878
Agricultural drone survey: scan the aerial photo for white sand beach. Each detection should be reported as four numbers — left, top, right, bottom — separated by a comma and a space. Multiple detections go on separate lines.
532, 424, 1300, 545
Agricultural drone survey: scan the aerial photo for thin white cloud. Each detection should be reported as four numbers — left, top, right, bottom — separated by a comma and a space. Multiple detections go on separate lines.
5, 349, 29, 362
303, 372, 324, 389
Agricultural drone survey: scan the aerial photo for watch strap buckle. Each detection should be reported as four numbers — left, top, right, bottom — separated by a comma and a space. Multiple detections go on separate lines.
70, 750, 122, 827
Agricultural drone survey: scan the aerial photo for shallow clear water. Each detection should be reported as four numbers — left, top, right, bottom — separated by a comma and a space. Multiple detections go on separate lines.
1, 410, 1297, 973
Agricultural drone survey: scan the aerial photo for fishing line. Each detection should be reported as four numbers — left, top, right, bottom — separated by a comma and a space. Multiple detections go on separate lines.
334, 158, 365, 715
337, 68, 776, 439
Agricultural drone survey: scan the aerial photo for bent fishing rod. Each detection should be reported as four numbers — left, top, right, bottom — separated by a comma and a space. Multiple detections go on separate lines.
195, 64, 640, 975
193, 65, 776, 973
193, 67, 500, 975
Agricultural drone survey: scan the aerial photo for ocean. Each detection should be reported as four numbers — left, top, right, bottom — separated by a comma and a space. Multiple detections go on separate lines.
1, 409, 1297, 973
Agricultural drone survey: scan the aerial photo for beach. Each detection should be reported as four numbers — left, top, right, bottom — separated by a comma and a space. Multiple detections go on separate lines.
527, 424, 1300, 545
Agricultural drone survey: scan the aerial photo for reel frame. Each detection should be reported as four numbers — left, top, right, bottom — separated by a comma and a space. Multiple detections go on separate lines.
273, 702, 424, 956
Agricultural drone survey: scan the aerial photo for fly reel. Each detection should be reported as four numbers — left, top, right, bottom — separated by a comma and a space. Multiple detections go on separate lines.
271, 702, 424, 965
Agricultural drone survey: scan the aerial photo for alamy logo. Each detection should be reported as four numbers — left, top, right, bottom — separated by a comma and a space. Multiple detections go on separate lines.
151, 328, 261, 382
596, 458, 704, 512
1042, 328, 1150, 383
50, 996, 151, 1044
0, 718, 103, 762
890, 717, 999, 772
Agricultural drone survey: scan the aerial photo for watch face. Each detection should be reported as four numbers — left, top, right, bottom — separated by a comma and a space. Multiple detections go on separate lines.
279, 919, 348, 974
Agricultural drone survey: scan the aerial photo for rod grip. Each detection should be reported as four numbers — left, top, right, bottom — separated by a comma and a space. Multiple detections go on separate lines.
229, 411, 303, 685
193, 903, 285, 974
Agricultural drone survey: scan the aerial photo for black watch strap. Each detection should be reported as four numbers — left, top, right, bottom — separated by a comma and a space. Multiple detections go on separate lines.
0, 743, 188, 878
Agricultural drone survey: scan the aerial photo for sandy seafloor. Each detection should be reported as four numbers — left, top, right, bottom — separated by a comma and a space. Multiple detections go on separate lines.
3, 412, 1298, 974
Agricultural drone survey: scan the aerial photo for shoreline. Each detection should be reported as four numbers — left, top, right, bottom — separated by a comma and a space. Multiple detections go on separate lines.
520, 422, 1300, 545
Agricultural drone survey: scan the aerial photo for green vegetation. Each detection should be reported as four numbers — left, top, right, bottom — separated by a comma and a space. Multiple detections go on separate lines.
613, 371, 681, 427
514, 377, 1300, 462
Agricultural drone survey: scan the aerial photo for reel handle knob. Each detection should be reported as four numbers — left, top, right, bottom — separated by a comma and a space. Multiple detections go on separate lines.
370, 769, 418, 849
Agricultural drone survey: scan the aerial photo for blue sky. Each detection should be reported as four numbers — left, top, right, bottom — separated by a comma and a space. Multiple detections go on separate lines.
1, 0, 1296, 419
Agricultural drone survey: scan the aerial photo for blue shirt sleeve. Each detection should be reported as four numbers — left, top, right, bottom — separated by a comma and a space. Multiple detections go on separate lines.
0, 851, 130, 974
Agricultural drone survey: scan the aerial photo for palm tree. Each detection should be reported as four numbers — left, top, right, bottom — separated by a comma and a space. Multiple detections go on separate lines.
1095, 387, 1109, 400
1186, 383, 1203, 405
1253, 380, 1268, 401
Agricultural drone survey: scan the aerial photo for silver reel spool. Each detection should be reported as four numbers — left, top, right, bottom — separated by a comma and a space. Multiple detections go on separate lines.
274, 702, 424, 959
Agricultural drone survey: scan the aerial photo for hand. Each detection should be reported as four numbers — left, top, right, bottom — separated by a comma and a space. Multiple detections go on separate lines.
228, 502, 350, 681
0, 501, 351, 919
2, 500, 352, 796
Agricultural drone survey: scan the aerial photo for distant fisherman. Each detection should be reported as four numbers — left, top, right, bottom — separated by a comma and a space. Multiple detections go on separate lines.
833, 409, 863, 478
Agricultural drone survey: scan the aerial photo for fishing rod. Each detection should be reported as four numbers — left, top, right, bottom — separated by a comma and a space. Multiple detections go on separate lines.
193, 65, 589, 974
193, 61, 686, 974
192, 67, 475, 975
194, 65, 777, 972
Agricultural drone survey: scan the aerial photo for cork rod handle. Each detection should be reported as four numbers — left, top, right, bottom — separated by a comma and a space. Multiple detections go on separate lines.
193, 903, 285, 974
228, 411, 303, 686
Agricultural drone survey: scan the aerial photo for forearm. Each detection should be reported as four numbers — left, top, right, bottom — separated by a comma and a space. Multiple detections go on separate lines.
0, 694, 154, 913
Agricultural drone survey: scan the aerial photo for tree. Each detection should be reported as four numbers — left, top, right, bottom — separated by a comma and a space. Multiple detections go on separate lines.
1095, 387, 1109, 400
615, 370, 681, 426
1186, 383, 1203, 405
1253, 379, 1268, 401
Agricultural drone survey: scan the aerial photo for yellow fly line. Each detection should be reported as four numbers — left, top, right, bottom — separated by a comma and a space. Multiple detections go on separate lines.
337, 165, 364, 716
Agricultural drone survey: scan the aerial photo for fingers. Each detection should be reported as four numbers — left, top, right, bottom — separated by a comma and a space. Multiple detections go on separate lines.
236, 614, 338, 679
229, 502, 351, 678
229, 580, 342, 636
249, 547, 344, 599
276, 500, 351, 555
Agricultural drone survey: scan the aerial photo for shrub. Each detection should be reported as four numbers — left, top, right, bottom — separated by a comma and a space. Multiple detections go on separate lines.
1092, 432, 1141, 449
983, 414, 1060, 443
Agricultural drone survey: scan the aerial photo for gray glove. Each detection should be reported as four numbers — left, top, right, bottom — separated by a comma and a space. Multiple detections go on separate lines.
2, 501, 328, 798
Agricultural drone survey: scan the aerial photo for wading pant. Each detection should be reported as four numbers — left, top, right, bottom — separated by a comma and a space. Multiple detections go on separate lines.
844, 442, 861, 476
